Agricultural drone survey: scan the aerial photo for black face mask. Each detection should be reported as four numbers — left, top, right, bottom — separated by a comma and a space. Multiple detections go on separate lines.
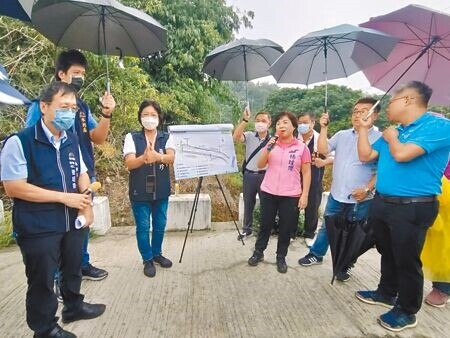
70, 76, 84, 92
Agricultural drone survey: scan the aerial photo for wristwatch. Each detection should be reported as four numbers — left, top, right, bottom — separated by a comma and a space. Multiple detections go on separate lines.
364, 186, 371, 195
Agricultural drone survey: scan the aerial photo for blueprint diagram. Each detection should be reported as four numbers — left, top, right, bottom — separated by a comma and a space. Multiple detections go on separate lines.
168, 124, 238, 180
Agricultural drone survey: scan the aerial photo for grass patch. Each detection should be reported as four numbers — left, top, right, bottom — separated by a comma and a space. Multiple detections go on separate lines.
0, 211, 15, 248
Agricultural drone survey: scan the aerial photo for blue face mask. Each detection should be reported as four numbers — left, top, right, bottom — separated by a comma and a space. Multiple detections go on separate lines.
297, 123, 310, 135
52, 108, 76, 131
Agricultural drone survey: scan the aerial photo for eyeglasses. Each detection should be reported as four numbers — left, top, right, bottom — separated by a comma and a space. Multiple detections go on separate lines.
351, 110, 369, 116
387, 96, 416, 106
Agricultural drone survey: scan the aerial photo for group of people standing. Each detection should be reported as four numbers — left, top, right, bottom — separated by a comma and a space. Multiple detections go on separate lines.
236, 81, 450, 332
0, 49, 174, 338
0, 45, 449, 336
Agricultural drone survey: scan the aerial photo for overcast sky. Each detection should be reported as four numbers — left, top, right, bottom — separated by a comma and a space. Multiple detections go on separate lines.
226, 0, 450, 93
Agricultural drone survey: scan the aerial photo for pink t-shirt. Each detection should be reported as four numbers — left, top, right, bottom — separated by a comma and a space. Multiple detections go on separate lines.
260, 138, 311, 197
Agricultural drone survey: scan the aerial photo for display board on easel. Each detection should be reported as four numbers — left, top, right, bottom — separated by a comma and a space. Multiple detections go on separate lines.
168, 124, 238, 180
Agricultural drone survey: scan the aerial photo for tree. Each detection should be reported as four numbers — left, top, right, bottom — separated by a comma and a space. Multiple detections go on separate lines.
122, 0, 253, 124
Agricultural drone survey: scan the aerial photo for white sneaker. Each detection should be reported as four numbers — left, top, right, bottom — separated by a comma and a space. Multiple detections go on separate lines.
304, 238, 315, 247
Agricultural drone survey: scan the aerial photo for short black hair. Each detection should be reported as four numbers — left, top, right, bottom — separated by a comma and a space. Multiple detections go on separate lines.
355, 97, 380, 113
55, 49, 88, 80
40, 81, 77, 104
297, 112, 316, 120
396, 81, 433, 106
137, 100, 163, 125
255, 111, 271, 120
275, 111, 298, 138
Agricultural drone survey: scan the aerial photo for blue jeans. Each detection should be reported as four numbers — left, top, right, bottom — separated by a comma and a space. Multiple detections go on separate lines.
433, 282, 450, 295
310, 194, 372, 258
131, 198, 169, 262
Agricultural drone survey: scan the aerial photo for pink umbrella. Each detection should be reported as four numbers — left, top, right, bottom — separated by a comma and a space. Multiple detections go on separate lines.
360, 4, 450, 107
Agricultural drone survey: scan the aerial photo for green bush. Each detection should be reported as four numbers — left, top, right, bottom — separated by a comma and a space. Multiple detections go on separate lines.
0, 211, 15, 248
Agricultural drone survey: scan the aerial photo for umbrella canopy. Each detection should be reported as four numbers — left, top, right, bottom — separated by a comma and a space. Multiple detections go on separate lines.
325, 204, 374, 284
360, 5, 450, 106
0, 64, 30, 105
31, 0, 167, 91
31, 0, 167, 57
0, 0, 33, 22
269, 24, 398, 109
202, 38, 284, 102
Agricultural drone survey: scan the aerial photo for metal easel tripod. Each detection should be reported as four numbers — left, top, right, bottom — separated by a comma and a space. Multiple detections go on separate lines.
179, 175, 245, 263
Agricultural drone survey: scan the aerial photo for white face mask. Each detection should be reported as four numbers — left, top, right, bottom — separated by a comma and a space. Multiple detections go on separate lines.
142, 116, 159, 130
297, 123, 311, 135
255, 122, 268, 133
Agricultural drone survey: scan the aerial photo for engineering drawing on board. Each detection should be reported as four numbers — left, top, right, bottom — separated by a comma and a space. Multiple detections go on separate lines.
169, 124, 238, 180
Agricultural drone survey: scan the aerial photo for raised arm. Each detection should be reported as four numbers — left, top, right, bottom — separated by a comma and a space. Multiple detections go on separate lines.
233, 108, 251, 143
317, 113, 330, 156
382, 127, 425, 162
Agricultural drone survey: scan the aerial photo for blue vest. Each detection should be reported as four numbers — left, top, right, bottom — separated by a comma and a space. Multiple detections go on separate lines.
27, 98, 95, 178
75, 99, 95, 178
13, 123, 81, 238
128, 130, 171, 201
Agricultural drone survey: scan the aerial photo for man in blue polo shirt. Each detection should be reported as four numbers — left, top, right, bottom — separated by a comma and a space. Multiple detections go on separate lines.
356, 81, 450, 332
26, 50, 115, 283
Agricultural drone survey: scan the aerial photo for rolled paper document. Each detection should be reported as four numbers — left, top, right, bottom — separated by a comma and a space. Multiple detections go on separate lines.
75, 215, 86, 229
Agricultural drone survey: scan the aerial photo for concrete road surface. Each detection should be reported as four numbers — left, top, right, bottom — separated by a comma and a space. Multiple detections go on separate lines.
1, 224, 448, 338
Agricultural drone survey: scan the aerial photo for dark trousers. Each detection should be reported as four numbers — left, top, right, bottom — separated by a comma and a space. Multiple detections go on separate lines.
303, 180, 323, 238
370, 195, 439, 314
255, 191, 299, 257
242, 171, 265, 232
17, 229, 86, 334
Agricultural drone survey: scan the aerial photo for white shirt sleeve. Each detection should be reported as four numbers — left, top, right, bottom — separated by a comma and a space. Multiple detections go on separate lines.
165, 134, 176, 152
79, 147, 88, 174
123, 133, 136, 158
0, 135, 28, 180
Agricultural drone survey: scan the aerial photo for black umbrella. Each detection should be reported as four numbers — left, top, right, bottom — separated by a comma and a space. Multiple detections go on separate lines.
202, 38, 284, 104
31, 0, 167, 91
325, 204, 374, 284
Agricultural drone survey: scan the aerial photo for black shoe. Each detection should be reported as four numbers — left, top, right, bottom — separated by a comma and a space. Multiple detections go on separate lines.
81, 264, 108, 281
237, 231, 253, 241
153, 255, 173, 268
54, 279, 63, 303
276, 256, 288, 273
248, 251, 264, 266
62, 302, 106, 324
34, 324, 76, 338
144, 260, 156, 277
336, 265, 353, 282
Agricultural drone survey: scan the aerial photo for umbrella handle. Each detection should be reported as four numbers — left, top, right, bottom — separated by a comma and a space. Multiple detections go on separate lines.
363, 100, 380, 121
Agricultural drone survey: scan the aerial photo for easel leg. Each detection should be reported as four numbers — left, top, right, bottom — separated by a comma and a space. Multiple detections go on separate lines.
179, 176, 203, 263
215, 175, 245, 246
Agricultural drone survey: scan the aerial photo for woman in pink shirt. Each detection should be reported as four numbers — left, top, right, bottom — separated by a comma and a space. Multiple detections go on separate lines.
248, 112, 311, 273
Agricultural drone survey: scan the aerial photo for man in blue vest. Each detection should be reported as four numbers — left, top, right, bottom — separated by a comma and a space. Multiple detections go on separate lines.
356, 81, 450, 332
26, 50, 115, 283
1, 82, 106, 338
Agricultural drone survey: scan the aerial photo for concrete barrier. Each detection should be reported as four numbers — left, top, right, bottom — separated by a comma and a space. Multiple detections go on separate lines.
0, 199, 4, 224
238, 193, 259, 225
167, 194, 211, 230
91, 196, 112, 236
238, 191, 330, 225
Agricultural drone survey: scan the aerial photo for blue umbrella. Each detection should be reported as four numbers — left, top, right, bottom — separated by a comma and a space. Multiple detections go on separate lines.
0, 64, 30, 105
0, 0, 34, 22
